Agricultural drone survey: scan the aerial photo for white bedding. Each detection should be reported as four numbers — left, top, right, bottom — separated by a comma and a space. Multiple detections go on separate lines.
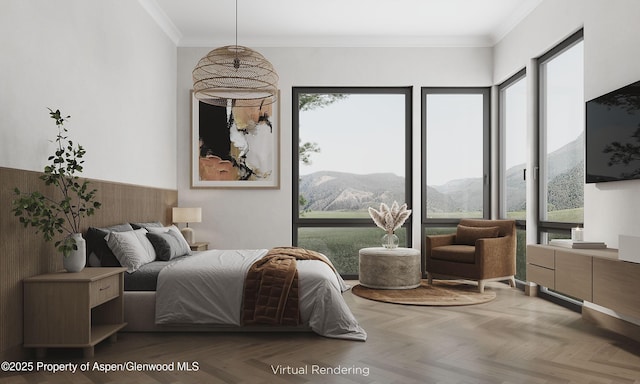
155, 249, 367, 341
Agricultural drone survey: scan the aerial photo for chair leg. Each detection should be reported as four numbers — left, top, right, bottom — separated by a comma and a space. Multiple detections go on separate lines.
478, 280, 485, 293
427, 272, 433, 285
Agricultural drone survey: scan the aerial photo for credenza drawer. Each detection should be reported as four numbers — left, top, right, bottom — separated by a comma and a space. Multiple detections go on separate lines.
555, 251, 592, 301
593, 258, 640, 319
527, 245, 555, 269
526, 264, 555, 289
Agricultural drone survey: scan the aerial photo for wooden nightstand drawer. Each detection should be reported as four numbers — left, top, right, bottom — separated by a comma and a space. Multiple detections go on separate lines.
90, 274, 119, 307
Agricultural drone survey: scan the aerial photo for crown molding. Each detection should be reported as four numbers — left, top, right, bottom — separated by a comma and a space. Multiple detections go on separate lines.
179, 35, 494, 49
137, 0, 182, 45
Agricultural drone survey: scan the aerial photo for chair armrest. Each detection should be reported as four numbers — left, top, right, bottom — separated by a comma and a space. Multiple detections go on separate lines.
425, 234, 456, 251
475, 236, 516, 276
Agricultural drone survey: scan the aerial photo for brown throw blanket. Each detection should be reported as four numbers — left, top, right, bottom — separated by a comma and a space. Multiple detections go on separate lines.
242, 247, 335, 326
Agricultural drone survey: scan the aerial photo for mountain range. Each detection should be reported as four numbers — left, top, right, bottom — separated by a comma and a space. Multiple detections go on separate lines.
299, 133, 584, 213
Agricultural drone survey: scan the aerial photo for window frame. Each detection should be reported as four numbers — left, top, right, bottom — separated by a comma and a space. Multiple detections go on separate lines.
498, 68, 527, 227
536, 29, 584, 239
292, 86, 413, 279
498, 69, 528, 282
421, 87, 492, 227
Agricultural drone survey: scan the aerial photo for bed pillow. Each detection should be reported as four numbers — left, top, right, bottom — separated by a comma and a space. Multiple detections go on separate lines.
133, 228, 157, 261
146, 231, 189, 261
86, 223, 134, 267
455, 225, 500, 246
147, 225, 192, 256
105, 228, 156, 273
130, 221, 164, 230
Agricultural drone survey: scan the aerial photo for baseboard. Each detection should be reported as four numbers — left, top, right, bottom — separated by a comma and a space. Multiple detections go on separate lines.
582, 305, 640, 344
0, 344, 28, 361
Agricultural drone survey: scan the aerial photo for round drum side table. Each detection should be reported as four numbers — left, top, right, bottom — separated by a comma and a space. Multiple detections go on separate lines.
358, 247, 421, 289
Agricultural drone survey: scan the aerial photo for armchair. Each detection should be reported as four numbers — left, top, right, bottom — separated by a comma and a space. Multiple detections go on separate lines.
425, 219, 516, 292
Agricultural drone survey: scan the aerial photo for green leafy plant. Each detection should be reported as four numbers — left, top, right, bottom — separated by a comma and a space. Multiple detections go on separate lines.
12, 109, 101, 256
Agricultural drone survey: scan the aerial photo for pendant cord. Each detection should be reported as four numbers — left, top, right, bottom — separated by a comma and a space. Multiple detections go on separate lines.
233, 0, 240, 69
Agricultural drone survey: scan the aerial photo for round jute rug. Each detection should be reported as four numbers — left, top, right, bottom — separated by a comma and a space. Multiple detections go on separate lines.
351, 280, 496, 306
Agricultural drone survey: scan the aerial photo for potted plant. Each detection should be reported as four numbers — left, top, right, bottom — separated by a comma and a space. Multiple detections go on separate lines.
12, 108, 101, 272
368, 201, 412, 249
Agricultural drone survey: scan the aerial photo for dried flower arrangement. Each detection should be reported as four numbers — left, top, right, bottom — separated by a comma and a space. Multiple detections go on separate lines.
368, 201, 412, 235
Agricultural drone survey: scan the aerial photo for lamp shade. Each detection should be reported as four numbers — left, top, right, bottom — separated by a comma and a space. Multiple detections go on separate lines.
172, 207, 202, 224
192, 45, 278, 108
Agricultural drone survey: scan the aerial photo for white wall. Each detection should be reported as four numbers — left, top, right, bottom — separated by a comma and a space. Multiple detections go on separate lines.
582, 0, 640, 248
177, 46, 493, 249
494, 0, 640, 248
0, 0, 177, 190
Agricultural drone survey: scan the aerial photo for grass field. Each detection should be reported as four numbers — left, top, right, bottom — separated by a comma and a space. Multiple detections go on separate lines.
301, 207, 583, 223
297, 227, 407, 275
300, 210, 370, 219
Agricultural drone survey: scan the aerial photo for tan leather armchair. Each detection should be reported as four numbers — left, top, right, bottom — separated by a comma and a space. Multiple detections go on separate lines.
425, 219, 516, 292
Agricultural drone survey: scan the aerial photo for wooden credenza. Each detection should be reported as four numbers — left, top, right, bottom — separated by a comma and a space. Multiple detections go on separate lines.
527, 244, 640, 324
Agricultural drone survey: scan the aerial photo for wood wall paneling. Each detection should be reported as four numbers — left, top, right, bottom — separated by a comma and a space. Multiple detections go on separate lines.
0, 167, 177, 360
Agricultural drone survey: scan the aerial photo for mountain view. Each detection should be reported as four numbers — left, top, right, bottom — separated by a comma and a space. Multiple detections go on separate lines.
299, 172, 404, 212
299, 133, 584, 215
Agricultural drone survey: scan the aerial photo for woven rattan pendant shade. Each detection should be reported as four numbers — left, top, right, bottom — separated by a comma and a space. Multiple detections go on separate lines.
193, 45, 278, 107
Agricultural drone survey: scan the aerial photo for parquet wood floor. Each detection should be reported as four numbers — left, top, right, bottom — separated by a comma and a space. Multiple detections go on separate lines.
2, 281, 640, 384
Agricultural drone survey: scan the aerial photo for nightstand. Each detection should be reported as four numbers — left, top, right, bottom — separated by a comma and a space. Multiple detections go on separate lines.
190, 242, 209, 251
23, 267, 127, 358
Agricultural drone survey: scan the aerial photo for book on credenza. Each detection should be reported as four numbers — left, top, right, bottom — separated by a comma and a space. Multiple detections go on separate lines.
549, 239, 607, 249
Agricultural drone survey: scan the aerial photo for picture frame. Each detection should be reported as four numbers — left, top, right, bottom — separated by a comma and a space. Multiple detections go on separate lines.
191, 92, 280, 188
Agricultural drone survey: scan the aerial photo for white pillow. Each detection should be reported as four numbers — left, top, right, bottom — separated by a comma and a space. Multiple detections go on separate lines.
147, 225, 192, 255
105, 228, 156, 273
132, 228, 157, 260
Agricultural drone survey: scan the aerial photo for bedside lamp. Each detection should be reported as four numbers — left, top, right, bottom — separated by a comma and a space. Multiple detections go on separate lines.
172, 207, 202, 245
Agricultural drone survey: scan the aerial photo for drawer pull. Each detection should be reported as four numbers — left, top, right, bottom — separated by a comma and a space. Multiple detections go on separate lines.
99, 285, 111, 291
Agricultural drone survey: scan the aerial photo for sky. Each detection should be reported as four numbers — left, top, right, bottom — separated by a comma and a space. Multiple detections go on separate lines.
503, 75, 527, 170
543, 40, 585, 154
298, 40, 584, 187
299, 94, 406, 177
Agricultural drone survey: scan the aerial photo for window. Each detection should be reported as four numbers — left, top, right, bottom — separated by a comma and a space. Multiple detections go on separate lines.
538, 30, 584, 238
293, 87, 412, 278
499, 70, 527, 280
500, 70, 527, 221
422, 87, 491, 227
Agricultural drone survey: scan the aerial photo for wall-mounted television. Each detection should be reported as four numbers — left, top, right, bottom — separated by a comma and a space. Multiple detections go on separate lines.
586, 80, 640, 183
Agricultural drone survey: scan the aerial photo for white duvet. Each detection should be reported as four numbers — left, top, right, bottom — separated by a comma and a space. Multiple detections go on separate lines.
155, 249, 367, 341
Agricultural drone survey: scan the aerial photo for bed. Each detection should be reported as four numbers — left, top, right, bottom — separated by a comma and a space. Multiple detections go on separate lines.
86, 222, 367, 342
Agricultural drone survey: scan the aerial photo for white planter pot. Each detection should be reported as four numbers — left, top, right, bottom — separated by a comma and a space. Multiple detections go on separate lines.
63, 233, 86, 272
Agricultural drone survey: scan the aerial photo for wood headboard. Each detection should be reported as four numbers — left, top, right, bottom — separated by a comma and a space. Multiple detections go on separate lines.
0, 166, 178, 359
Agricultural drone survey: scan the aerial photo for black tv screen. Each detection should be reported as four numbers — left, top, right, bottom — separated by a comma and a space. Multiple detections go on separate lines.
586, 80, 640, 183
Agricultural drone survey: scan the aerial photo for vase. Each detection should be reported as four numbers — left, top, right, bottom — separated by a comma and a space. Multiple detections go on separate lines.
382, 232, 399, 249
63, 233, 86, 272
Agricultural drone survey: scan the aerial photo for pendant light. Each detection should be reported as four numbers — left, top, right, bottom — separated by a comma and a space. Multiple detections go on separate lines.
192, 0, 278, 107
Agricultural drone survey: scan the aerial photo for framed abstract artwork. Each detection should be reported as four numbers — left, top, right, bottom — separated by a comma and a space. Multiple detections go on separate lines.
191, 92, 280, 188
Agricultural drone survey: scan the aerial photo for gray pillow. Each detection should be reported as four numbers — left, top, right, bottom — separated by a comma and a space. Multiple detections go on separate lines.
146, 231, 188, 261
130, 221, 164, 230
147, 225, 191, 256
